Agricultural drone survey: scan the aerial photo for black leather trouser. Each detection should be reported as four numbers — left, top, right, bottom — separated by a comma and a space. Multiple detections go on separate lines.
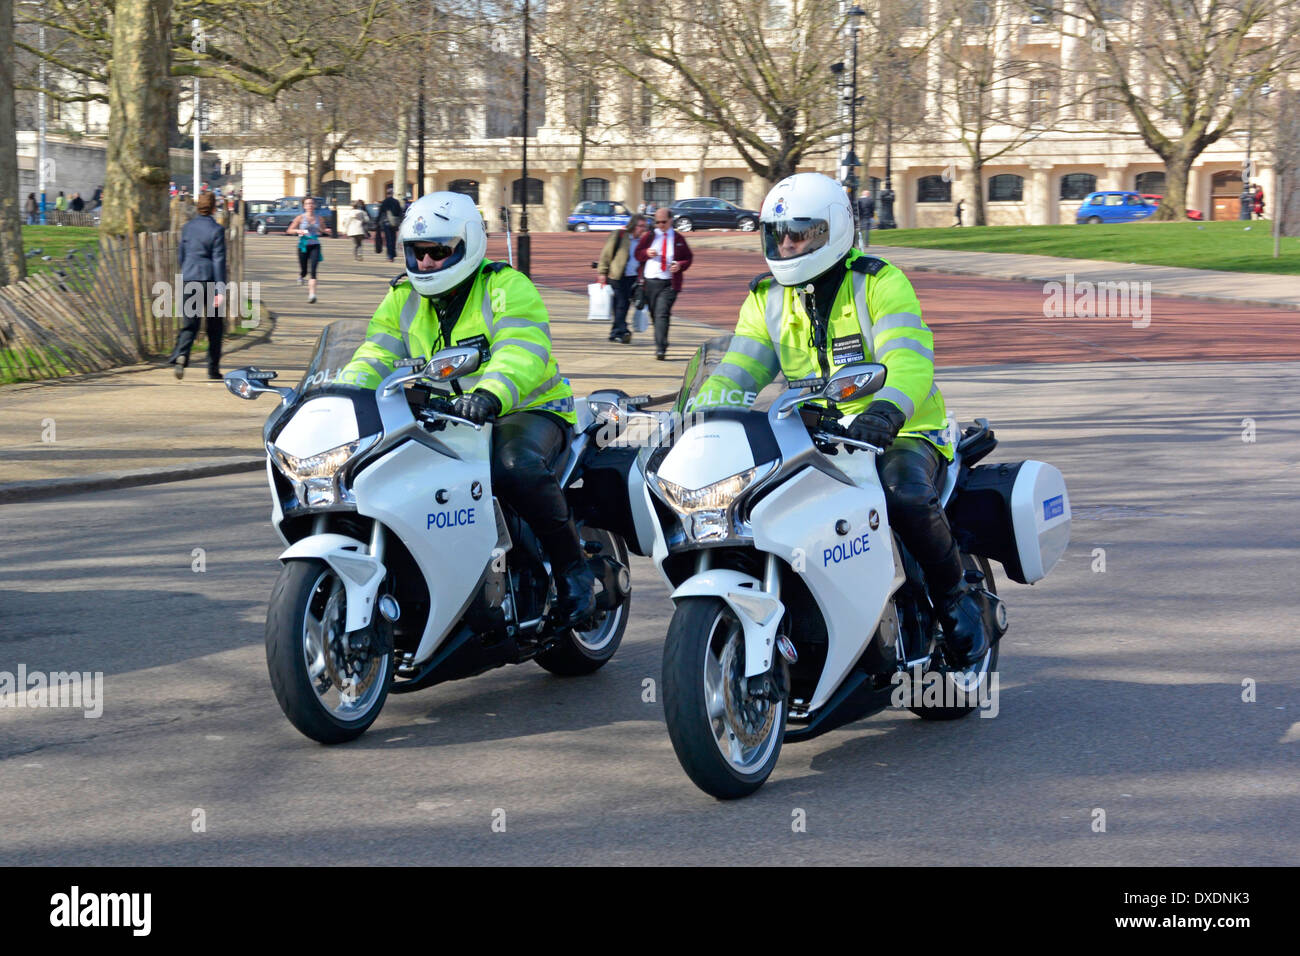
877, 436, 964, 596
490, 410, 575, 551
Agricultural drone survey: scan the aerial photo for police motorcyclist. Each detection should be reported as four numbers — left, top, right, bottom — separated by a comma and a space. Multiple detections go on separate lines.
697, 172, 989, 667
341, 191, 596, 629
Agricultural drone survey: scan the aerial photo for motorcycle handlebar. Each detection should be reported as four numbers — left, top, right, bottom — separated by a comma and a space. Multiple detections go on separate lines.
811, 431, 882, 455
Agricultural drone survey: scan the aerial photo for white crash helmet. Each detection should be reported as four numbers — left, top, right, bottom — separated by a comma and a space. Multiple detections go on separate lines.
760, 172, 854, 286
398, 191, 487, 296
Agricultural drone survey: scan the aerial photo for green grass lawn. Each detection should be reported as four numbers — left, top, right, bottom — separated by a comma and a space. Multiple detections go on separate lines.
877, 220, 1300, 275
18, 225, 101, 277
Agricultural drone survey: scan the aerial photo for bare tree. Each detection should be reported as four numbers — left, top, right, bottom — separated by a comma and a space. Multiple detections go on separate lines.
1, 0, 26, 284
1040, 0, 1300, 219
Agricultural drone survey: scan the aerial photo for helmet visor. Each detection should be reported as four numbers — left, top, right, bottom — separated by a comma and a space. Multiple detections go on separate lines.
762, 218, 831, 261
404, 236, 466, 274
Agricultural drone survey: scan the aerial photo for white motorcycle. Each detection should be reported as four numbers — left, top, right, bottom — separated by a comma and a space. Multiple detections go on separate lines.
225, 319, 643, 744
607, 336, 1071, 799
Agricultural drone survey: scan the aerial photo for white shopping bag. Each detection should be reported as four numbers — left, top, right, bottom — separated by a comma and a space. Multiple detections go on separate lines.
587, 282, 614, 322
633, 305, 650, 333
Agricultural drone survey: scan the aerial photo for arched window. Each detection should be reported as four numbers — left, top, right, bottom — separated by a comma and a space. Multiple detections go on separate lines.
321, 180, 351, 205
988, 174, 1024, 202
448, 179, 480, 203
643, 177, 675, 205
710, 177, 744, 203
916, 175, 951, 203
1134, 171, 1165, 195
1059, 173, 1097, 201
581, 177, 609, 201
511, 177, 543, 205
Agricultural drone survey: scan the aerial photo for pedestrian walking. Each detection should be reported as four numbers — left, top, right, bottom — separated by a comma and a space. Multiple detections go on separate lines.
287, 196, 332, 303
378, 186, 404, 262
952, 199, 965, 227
166, 191, 227, 381
23, 193, 37, 225
69, 192, 84, 212
1252, 183, 1265, 219
91, 186, 103, 211
856, 189, 875, 248
344, 199, 368, 260
635, 207, 693, 360
596, 214, 648, 344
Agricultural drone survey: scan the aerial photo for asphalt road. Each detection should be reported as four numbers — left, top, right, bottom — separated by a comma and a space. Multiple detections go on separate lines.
2, 360, 1297, 865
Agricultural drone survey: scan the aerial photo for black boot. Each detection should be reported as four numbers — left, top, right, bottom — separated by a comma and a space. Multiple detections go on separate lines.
540, 522, 597, 630
938, 579, 991, 669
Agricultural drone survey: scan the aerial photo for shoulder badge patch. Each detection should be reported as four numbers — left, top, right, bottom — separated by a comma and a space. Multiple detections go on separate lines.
850, 256, 888, 276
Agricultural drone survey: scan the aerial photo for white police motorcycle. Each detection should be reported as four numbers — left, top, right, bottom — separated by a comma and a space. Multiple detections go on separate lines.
225, 319, 640, 744
610, 337, 1070, 799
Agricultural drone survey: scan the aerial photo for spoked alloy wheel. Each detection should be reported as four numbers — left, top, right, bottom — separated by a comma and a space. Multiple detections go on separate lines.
674, 217, 693, 232
265, 559, 392, 743
535, 528, 629, 676
663, 597, 785, 799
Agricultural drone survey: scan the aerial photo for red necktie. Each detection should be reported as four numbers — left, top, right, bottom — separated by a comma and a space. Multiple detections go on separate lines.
660, 231, 669, 271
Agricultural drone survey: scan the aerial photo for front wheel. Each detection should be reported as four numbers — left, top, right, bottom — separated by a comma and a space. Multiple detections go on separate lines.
663, 597, 785, 799
574, 222, 589, 232
1086, 216, 1102, 225
256, 221, 267, 234
738, 217, 757, 232
265, 559, 393, 743
674, 217, 693, 232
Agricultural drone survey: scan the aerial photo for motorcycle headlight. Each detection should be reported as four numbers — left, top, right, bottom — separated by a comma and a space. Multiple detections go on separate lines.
653, 464, 767, 515
269, 434, 378, 508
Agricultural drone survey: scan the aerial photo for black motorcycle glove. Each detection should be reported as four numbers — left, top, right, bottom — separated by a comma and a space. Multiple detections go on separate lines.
452, 389, 501, 425
848, 401, 907, 450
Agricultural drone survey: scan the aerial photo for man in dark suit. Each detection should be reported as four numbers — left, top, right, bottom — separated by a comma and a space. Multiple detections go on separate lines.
634, 208, 693, 360
167, 192, 228, 380
378, 186, 405, 262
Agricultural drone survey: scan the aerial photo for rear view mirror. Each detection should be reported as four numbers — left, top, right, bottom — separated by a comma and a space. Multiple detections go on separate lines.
822, 363, 887, 405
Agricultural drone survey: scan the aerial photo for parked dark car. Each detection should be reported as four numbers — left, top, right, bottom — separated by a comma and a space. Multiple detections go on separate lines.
243, 199, 278, 230
669, 197, 760, 233
251, 196, 337, 235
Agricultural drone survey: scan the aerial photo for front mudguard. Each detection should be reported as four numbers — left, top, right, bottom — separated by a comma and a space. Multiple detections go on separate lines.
671, 569, 785, 678
279, 533, 385, 633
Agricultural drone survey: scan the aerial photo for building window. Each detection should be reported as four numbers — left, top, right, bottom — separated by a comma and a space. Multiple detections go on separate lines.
581, 177, 609, 201
512, 177, 543, 205
1099, 0, 1126, 19
901, 0, 927, 28
48, 97, 61, 123
449, 179, 480, 204
1134, 172, 1165, 194
965, 0, 992, 26
1059, 173, 1097, 200
1027, 78, 1053, 126
322, 180, 351, 205
916, 175, 952, 203
643, 177, 675, 205
988, 174, 1024, 202
710, 177, 743, 203
639, 86, 653, 127
1093, 76, 1120, 123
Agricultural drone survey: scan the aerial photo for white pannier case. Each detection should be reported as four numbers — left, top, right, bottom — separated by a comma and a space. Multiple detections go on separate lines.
950, 460, 1070, 584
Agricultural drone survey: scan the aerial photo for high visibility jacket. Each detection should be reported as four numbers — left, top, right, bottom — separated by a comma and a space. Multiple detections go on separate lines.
340, 260, 575, 424
698, 250, 951, 459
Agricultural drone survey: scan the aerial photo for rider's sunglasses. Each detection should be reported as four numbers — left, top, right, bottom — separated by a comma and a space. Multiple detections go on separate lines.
770, 221, 826, 244
408, 242, 456, 261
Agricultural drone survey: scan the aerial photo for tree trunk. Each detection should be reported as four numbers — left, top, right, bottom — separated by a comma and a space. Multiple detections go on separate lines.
972, 158, 986, 226
572, 134, 586, 209
394, 107, 409, 201
1154, 152, 1193, 220
102, 0, 172, 235
0, 0, 27, 284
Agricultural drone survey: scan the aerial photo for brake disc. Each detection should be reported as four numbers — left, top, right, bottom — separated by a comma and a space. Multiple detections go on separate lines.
320, 587, 380, 702
719, 636, 776, 749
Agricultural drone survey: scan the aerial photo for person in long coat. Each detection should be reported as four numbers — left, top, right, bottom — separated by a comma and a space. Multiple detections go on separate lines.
167, 192, 228, 380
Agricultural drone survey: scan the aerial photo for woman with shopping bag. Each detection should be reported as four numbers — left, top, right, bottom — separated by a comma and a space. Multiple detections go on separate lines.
594, 214, 648, 344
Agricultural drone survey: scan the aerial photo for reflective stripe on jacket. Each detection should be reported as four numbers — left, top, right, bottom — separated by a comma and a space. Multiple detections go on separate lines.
698, 250, 951, 459
340, 260, 575, 423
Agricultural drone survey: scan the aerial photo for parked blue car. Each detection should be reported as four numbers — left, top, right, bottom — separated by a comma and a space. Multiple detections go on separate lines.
1075, 191, 1156, 224
567, 200, 632, 232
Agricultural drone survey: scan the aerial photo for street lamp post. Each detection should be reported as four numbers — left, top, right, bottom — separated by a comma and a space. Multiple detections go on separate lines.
840, 6, 866, 196
878, 112, 896, 229
37, 13, 48, 223
517, 0, 531, 276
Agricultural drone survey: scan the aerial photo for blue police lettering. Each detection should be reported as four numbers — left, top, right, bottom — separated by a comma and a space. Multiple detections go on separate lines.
823, 532, 870, 566
427, 507, 476, 530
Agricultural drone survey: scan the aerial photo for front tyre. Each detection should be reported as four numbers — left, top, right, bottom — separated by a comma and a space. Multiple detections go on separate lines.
662, 597, 785, 799
265, 559, 393, 743
574, 222, 590, 232
674, 217, 693, 232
